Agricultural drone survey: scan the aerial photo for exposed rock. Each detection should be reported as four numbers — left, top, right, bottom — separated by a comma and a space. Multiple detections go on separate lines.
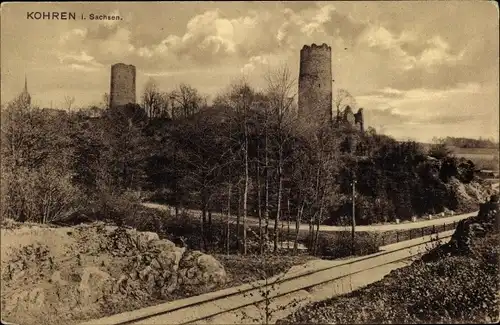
423, 195, 499, 262
447, 177, 493, 212
1, 223, 227, 325
78, 266, 113, 305
178, 251, 227, 288
136, 231, 160, 251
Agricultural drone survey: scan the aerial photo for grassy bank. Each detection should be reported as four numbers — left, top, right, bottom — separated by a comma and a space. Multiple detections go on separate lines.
278, 202, 500, 324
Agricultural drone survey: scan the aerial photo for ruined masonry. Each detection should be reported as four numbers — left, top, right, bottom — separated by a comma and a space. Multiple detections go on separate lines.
298, 43, 333, 126
298, 43, 364, 132
109, 63, 136, 109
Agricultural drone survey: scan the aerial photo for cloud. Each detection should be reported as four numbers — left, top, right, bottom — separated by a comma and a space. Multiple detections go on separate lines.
67, 64, 101, 72
359, 83, 483, 106
116, 2, 359, 69
58, 16, 137, 67
139, 9, 280, 65
137, 47, 153, 58
417, 36, 465, 68
241, 55, 269, 74
102, 9, 122, 28
276, 4, 343, 50
422, 113, 484, 125
54, 3, 473, 90
2, 1, 496, 144
172, 9, 237, 59
57, 51, 95, 64
51, 2, 496, 99
365, 106, 411, 126
59, 28, 87, 43
357, 82, 492, 136
354, 24, 473, 90
55, 49, 103, 73
379, 87, 404, 97
97, 27, 135, 57
301, 4, 336, 36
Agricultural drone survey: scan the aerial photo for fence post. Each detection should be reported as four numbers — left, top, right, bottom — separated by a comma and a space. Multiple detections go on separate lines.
421, 227, 424, 237
432, 225, 436, 234
396, 231, 399, 243
443, 223, 446, 232
409, 229, 412, 240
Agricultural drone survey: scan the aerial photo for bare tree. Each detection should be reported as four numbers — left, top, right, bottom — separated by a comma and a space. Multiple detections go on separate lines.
142, 78, 169, 119
235, 81, 253, 255
214, 79, 256, 255
64, 96, 75, 112
1, 97, 81, 223
333, 89, 357, 125
241, 92, 250, 255
101, 93, 110, 110
170, 84, 204, 119
265, 65, 297, 253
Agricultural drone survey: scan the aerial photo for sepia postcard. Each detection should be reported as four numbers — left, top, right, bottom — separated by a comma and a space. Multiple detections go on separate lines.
1, 1, 499, 325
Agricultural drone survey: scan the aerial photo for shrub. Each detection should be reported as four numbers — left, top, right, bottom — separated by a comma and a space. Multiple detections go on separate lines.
429, 142, 453, 160
1, 165, 83, 224
308, 231, 380, 258
1, 100, 80, 224
456, 158, 476, 183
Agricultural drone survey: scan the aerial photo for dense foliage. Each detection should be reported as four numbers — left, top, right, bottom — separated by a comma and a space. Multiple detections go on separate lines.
0, 75, 486, 255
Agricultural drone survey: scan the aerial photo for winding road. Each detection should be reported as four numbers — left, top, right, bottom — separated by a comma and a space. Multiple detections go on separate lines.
142, 203, 477, 233
143, 180, 498, 233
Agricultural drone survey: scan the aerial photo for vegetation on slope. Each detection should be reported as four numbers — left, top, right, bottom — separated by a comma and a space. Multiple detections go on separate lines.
423, 137, 499, 171
278, 197, 500, 324
434, 136, 499, 149
1, 75, 493, 257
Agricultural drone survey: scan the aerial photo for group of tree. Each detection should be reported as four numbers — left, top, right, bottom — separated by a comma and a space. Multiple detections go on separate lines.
1, 67, 480, 256
432, 136, 499, 149
141, 79, 208, 120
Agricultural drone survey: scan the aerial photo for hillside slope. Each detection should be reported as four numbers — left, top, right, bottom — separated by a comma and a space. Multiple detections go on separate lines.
278, 195, 500, 324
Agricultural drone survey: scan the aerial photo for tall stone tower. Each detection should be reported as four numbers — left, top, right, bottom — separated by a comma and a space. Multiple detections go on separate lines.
109, 63, 136, 109
298, 43, 332, 126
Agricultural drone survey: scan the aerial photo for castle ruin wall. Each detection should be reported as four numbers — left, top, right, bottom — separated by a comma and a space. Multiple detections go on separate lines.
110, 63, 136, 109
298, 43, 333, 126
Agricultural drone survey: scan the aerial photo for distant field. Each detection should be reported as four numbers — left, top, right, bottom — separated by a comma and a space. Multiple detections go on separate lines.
417, 143, 499, 170
451, 146, 499, 157
419, 143, 498, 156
449, 146, 498, 171
456, 152, 497, 160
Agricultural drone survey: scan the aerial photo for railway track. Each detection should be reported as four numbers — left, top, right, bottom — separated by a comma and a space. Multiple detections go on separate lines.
79, 230, 455, 325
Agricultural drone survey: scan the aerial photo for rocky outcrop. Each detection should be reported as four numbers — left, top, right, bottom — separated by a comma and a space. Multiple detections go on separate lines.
178, 251, 227, 289
1, 223, 227, 325
447, 177, 492, 212
422, 195, 499, 262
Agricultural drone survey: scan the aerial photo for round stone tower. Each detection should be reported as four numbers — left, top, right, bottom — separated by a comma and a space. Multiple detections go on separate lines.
298, 43, 332, 126
109, 63, 136, 109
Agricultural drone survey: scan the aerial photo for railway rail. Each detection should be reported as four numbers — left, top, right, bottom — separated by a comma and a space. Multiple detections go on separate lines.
79, 230, 455, 325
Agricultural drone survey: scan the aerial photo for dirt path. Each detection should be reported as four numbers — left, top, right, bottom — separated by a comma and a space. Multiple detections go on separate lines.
142, 202, 478, 232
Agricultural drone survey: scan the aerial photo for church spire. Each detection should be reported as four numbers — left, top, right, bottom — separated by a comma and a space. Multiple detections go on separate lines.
20, 74, 31, 105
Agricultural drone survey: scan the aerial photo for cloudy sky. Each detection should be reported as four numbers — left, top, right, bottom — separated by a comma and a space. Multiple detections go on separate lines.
1, 1, 498, 142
